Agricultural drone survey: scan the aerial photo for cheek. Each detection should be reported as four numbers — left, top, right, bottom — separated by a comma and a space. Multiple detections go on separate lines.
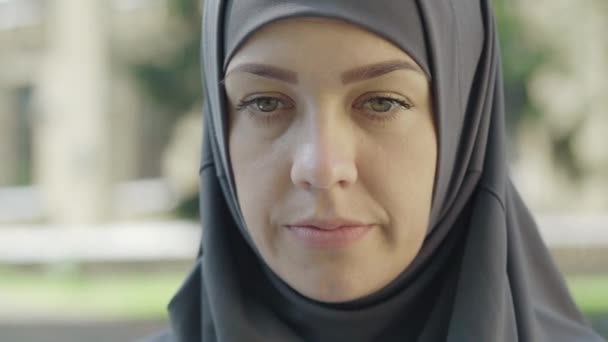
229, 122, 291, 247
361, 114, 437, 238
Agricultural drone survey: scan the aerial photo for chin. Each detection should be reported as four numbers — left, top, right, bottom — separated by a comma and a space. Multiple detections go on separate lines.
287, 270, 380, 303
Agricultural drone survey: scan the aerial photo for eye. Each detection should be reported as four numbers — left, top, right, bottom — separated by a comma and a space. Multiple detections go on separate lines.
254, 97, 280, 112
368, 98, 393, 112
235, 95, 293, 114
363, 96, 413, 113
234, 94, 294, 124
354, 94, 414, 122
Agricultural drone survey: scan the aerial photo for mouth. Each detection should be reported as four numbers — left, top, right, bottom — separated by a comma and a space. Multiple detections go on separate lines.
284, 218, 375, 248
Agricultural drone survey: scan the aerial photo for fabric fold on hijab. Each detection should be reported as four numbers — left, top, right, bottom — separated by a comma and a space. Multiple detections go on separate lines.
165, 0, 605, 341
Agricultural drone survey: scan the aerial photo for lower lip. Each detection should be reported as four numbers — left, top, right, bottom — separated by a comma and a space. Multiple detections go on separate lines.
285, 224, 374, 248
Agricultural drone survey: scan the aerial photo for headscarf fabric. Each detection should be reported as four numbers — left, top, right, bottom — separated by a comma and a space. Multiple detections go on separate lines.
165, 1, 604, 341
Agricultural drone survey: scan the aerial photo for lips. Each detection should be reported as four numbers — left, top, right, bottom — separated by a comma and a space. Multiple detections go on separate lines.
284, 218, 375, 248
287, 218, 370, 230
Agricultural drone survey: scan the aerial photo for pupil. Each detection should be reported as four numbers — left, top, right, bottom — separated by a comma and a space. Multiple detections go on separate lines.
258, 98, 278, 112
371, 99, 391, 112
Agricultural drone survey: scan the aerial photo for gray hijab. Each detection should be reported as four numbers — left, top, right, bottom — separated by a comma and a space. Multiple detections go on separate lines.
165, 1, 604, 341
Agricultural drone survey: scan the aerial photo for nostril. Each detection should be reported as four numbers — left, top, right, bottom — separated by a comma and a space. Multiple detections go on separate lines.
299, 180, 312, 190
291, 158, 357, 190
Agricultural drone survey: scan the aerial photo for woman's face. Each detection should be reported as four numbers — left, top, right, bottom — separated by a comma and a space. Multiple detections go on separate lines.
225, 17, 437, 303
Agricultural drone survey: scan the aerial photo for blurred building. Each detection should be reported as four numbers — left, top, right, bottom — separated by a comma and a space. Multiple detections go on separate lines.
0, 0, 200, 224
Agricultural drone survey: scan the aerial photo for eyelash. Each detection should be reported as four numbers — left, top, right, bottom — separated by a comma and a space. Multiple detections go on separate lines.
358, 96, 413, 122
235, 94, 414, 124
235, 96, 293, 124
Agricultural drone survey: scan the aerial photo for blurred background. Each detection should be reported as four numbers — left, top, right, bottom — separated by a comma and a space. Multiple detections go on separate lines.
0, 0, 606, 341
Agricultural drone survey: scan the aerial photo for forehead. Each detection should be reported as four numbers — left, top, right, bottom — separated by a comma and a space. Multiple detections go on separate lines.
226, 16, 421, 73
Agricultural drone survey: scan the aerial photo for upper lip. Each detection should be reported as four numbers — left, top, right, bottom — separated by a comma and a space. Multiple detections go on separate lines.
285, 218, 371, 230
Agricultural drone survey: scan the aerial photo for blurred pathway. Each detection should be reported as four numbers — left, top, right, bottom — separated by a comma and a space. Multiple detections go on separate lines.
0, 319, 166, 342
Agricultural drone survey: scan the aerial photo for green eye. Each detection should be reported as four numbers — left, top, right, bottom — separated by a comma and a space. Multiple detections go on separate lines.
236, 96, 290, 114
363, 96, 412, 113
256, 97, 280, 112
355, 95, 414, 123
368, 98, 394, 112
235, 95, 294, 125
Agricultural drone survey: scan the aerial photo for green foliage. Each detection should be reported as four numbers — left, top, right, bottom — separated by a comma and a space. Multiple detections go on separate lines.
170, 0, 202, 23
131, 0, 203, 118
493, 0, 587, 181
131, 0, 203, 219
493, 0, 549, 135
568, 275, 608, 314
175, 193, 200, 220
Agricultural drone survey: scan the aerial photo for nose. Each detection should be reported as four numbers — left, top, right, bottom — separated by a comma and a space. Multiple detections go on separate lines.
290, 113, 358, 190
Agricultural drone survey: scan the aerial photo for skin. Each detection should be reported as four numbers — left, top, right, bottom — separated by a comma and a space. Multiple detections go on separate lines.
224, 17, 437, 303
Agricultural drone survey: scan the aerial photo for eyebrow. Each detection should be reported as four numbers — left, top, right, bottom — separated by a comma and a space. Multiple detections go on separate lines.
341, 60, 425, 84
222, 59, 425, 85
223, 63, 298, 84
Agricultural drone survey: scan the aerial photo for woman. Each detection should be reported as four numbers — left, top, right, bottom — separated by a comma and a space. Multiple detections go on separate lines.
148, 0, 604, 341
